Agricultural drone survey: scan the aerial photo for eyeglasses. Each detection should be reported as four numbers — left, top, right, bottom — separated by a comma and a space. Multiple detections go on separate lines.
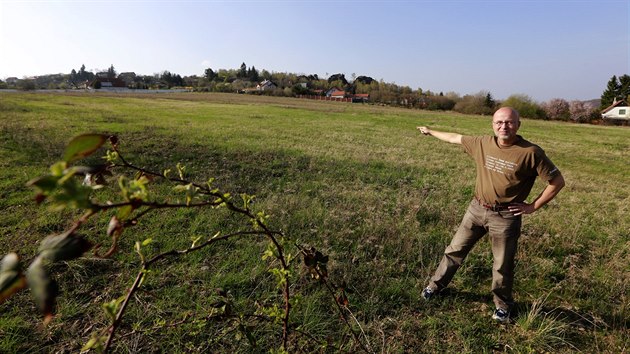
493, 121, 517, 127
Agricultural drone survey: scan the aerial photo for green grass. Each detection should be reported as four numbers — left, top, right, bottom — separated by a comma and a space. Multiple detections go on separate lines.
0, 92, 628, 353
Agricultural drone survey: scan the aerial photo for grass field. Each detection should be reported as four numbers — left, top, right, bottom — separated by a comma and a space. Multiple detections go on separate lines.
0, 92, 628, 353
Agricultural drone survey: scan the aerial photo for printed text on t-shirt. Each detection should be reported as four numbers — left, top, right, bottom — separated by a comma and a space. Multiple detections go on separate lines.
485, 155, 517, 175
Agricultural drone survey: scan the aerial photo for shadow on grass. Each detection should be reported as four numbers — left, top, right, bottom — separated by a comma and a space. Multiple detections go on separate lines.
424, 286, 628, 332
436, 288, 493, 304
513, 303, 629, 331
111, 129, 429, 198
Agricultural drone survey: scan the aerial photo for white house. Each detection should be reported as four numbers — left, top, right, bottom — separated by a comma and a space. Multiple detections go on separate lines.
601, 99, 630, 121
257, 80, 277, 91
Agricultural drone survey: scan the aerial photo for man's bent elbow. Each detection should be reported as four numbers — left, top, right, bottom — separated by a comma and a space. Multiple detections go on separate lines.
550, 174, 565, 190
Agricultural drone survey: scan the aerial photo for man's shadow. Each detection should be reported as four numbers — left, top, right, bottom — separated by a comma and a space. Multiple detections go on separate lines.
438, 288, 628, 331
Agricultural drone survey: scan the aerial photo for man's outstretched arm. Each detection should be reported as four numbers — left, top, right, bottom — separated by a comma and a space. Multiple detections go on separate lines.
417, 126, 463, 144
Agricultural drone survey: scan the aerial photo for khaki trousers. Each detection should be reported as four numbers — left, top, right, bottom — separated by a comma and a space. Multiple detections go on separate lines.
428, 199, 522, 310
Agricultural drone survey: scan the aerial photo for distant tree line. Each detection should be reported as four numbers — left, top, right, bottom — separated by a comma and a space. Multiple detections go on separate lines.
1, 64, 628, 124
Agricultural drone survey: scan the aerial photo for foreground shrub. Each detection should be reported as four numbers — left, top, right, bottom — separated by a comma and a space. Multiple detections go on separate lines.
0, 134, 368, 353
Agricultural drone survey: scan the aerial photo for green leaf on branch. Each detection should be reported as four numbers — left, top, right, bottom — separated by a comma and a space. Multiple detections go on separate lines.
138, 269, 150, 288
26, 257, 58, 324
118, 175, 150, 203
104, 150, 119, 163
262, 242, 277, 261
0, 253, 27, 304
27, 164, 96, 210
269, 268, 290, 287
129, 176, 150, 200
174, 183, 199, 206
135, 241, 145, 263
117, 204, 134, 221
50, 161, 67, 176
39, 232, 93, 263
102, 296, 125, 322
176, 162, 186, 180
262, 249, 274, 261
190, 235, 202, 248
258, 304, 284, 325
241, 193, 255, 209
26, 175, 61, 194
63, 134, 109, 163
81, 333, 107, 352
251, 211, 269, 229
51, 179, 94, 211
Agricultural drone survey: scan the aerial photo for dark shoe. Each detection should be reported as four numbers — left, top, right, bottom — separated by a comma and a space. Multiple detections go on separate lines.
492, 308, 510, 323
421, 286, 435, 300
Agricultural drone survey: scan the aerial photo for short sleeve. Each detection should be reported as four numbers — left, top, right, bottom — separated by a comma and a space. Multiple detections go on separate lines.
534, 148, 561, 181
461, 135, 479, 156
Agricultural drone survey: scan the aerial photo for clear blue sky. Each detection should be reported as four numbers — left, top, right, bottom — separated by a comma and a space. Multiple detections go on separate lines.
1, 0, 628, 102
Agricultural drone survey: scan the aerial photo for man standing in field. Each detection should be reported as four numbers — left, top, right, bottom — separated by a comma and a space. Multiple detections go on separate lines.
416, 107, 565, 323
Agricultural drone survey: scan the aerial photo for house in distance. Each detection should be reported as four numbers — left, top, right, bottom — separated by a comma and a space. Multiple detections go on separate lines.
601, 99, 630, 122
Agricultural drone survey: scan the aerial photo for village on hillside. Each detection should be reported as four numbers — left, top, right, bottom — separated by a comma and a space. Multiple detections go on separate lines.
1, 65, 629, 125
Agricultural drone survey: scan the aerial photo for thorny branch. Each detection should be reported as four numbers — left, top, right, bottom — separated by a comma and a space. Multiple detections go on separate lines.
97, 144, 293, 352
5, 134, 371, 353
296, 244, 372, 353
102, 230, 266, 351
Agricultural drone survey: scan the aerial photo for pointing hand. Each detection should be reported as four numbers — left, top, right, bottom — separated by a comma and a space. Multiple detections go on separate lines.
417, 126, 431, 135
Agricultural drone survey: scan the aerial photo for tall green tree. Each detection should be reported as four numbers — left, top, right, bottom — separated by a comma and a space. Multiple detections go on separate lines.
600, 75, 620, 108
77, 64, 88, 81
260, 69, 272, 80
238, 62, 247, 78
204, 68, 217, 81
160, 71, 183, 88
484, 92, 496, 108
618, 74, 630, 100
107, 64, 116, 79
248, 66, 259, 82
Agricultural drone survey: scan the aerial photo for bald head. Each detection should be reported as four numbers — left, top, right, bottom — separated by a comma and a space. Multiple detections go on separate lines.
493, 107, 520, 122
492, 107, 521, 146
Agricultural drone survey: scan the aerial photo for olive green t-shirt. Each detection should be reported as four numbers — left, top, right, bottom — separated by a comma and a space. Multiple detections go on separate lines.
461, 135, 560, 205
